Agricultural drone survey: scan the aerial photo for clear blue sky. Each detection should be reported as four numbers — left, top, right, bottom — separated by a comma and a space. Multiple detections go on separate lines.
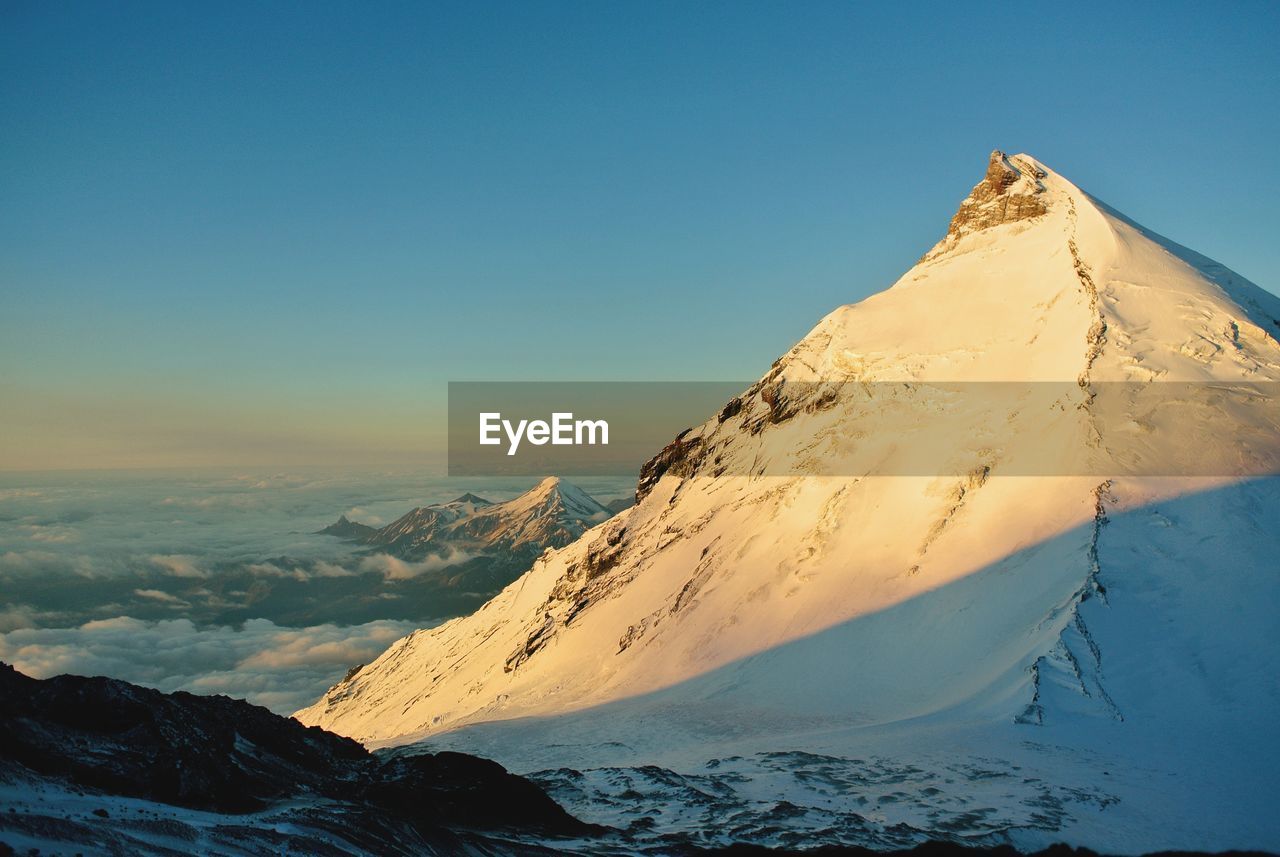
2, 1, 1278, 467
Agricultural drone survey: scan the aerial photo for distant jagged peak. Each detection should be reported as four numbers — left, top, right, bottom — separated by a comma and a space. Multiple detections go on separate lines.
317, 513, 378, 539
353, 476, 614, 558
498, 476, 608, 518
433, 476, 611, 553
523, 475, 576, 500
533, 475, 566, 492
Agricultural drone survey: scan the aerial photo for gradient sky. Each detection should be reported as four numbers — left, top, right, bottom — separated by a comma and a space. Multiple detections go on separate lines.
3, 1, 1278, 469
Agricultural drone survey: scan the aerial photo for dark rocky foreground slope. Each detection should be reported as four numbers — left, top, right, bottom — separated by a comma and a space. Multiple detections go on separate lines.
0, 662, 595, 855
2, 662, 1273, 856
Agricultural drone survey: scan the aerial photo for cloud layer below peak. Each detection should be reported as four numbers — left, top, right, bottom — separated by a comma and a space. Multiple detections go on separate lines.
0, 616, 420, 714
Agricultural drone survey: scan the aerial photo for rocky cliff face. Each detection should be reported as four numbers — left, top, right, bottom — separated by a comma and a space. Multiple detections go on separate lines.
924, 150, 1049, 259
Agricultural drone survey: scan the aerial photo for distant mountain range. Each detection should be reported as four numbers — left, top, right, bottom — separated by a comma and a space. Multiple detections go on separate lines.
313, 477, 618, 620
320, 476, 615, 559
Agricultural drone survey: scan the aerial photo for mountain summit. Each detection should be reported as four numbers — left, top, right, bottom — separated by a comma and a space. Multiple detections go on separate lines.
929, 149, 1049, 255
296, 153, 1280, 852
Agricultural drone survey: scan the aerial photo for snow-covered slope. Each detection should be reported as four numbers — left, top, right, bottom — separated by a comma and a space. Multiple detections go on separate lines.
297, 153, 1280, 852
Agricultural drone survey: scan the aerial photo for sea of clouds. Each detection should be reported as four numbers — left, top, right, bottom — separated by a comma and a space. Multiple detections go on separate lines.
0, 469, 633, 713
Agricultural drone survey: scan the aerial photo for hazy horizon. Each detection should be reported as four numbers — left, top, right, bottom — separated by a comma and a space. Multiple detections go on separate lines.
4, 2, 1279, 470
0, 467, 636, 711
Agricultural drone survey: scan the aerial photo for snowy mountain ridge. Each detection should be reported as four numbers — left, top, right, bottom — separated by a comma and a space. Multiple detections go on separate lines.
296, 152, 1280, 852
326, 476, 612, 559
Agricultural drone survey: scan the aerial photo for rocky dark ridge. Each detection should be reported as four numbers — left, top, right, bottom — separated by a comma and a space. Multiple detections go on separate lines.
0, 662, 595, 854
949, 150, 1048, 234
636, 428, 707, 502
316, 514, 378, 540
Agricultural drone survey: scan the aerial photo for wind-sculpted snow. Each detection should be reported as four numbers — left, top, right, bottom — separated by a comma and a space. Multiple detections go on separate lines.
296, 152, 1280, 853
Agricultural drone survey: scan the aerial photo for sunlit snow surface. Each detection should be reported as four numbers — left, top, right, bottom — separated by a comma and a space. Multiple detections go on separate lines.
403, 477, 1278, 853
299, 155, 1280, 852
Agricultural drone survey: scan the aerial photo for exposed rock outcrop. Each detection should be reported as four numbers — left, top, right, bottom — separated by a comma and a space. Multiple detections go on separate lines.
0, 662, 594, 853
924, 150, 1048, 259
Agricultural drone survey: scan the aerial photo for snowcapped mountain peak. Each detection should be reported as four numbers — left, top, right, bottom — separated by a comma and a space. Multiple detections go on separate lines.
531, 475, 567, 494
362, 477, 610, 558
296, 153, 1279, 851
524, 476, 605, 513
481, 473, 611, 534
